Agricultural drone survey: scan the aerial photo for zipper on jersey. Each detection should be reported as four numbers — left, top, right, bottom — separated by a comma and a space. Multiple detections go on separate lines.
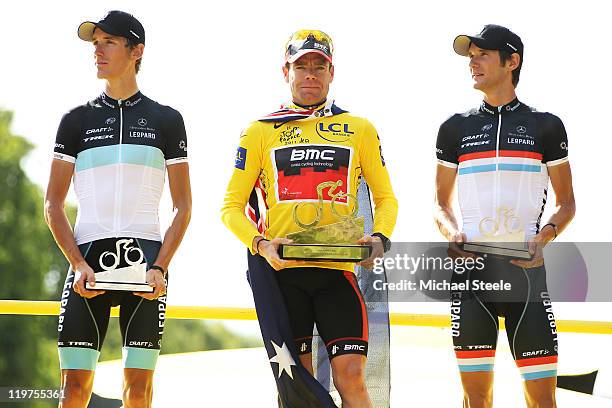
113, 100, 124, 237
494, 106, 502, 218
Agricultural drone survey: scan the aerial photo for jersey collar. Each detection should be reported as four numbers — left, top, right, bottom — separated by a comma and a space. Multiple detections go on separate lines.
479, 98, 522, 115
98, 91, 144, 109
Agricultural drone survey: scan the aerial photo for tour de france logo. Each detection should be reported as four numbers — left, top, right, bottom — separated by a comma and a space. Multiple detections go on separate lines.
99, 239, 145, 271
478, 206, 523, 237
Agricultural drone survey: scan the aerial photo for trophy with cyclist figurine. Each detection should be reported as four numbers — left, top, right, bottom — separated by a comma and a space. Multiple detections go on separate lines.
85, 239, 154, 292
462, 206, 531, 259
279, 180, 372, 262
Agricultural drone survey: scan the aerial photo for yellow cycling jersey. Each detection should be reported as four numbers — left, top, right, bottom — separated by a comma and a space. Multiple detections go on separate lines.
221, 107, 398, 271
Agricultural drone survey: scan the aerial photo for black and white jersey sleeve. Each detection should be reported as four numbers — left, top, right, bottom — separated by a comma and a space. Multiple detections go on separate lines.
436, 114, 461, 169
539, 113, 569, 167
53, 107, 84, 164
162, 108, 188, 166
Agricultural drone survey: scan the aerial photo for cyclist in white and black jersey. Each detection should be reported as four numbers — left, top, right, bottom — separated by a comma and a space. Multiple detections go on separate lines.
44, 11, 191, 408
434, 25, 576, 408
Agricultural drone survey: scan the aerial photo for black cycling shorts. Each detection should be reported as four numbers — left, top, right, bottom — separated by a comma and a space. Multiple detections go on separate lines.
57, 237, 166, 371
451, 257, 558, 381
276, 267, 368, 359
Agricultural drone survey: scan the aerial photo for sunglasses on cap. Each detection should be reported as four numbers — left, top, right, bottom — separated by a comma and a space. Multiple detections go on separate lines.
285, 29, 333, 64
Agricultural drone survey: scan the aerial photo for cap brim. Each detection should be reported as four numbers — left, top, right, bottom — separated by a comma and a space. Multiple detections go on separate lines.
77, 21, 120, 42
286, 49, 332, 64
453, 34, 499, 56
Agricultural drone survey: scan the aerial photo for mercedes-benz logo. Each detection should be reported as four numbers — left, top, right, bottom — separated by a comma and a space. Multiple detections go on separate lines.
516, 125, 526, 134
138, 118, 147, 126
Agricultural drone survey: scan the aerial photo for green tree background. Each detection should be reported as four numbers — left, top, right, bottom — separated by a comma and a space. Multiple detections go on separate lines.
0, 108, 260, 407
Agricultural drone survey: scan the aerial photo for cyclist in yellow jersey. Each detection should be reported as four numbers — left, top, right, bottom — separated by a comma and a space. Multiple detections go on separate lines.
222, 30, 397, 407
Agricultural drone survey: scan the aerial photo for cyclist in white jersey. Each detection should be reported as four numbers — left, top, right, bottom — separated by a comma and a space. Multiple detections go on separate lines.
434, 25, 576, 408
44, 11, 191, 408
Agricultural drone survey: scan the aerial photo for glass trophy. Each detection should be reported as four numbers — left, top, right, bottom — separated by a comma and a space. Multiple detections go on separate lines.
85, 239, 154, 292
462, 206, 531, 259
279, 180, 372, 262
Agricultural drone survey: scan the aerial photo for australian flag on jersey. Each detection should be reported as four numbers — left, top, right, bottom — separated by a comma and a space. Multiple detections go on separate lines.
245, 102, 390, 407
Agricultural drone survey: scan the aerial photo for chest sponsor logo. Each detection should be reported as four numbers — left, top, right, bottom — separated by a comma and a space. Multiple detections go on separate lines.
129, 131, 157, 139
138, 117, 147, 126
316, 121, 354, 142
481, 123, 493, 132
83, 127, 114, 142
105, 117, 116, 125
279, 126, 309, 145
273, 145, 351, 202
461, 133, 490, 148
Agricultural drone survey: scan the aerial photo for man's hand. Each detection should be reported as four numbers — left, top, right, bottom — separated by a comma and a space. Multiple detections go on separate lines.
356, 235, 384, 269
258, 238, 300, 271
447, 231, 476, 259
73, 261, 105, 298
510, 226, 554, 268
134, 269, 167, 300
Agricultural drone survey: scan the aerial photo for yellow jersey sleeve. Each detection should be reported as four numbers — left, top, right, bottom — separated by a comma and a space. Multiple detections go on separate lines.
221, 121, 264, 252
359, 118, 398, 238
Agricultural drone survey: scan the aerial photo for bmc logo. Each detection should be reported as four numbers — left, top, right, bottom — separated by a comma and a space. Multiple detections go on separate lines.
290, 148, 335, 161
344, 344, 366, 352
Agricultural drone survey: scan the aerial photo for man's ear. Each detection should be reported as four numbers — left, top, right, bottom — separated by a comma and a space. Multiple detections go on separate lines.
509, 53, 521, 72
132, 43, 144, 60
329, 64, 334, 83
282, 63, 290, 83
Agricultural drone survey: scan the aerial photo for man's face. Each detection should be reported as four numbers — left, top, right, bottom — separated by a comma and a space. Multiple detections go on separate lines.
283, 53, 334, 106
467, 43, 514, 92
91, 28, 142, 79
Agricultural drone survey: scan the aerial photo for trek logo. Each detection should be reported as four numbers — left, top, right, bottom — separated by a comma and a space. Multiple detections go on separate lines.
86, 127, 113, 135
84, 135, 113, 143
235, 147, 247, 170
461, 133, 490, 149
316, 122, 354, 142
290, 148, 335, 161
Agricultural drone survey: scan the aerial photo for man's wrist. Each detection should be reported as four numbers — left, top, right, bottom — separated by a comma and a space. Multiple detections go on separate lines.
150, 265, 167, 277
541, 223, 558, 240
372, 232, 391, 252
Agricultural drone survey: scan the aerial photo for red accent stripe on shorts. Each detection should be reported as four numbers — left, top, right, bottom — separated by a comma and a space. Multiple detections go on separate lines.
516, 355, 558, 367
343, 271, 368, 342
455, 350, 497, 359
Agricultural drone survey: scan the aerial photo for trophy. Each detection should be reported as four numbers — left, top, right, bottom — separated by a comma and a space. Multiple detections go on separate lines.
462, 206, 531, 259
85, 239, 154, 292
279, 180, 372, 262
